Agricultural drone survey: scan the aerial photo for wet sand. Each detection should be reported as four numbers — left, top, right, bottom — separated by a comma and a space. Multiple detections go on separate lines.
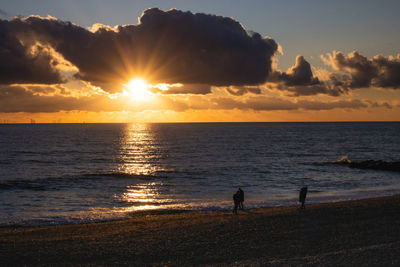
1, 195, 400, 266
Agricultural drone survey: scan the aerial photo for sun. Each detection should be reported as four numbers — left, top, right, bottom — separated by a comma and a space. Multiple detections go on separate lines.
126, 78, 150, 101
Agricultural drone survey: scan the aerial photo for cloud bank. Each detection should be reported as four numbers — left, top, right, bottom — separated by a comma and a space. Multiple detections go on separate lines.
0, 84, 381, 113
2, 8, 278, 92
322, 51, 400, 89
267, 52, 400, 97
0, 20, 64, 84
0, 8, 398, 117
267, 55, 346, 97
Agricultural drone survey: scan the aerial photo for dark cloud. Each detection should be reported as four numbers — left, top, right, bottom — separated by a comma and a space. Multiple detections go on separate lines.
0, 85, 133, 113
0, 85, 83, 112
366, 100, 392, 109
197, 96, 369, 111
4, 8, 278, 92
0, 84, 188, 113
268, 52, 400, 97
295, 99, 368, 111
324, 51, 377, 88
149, 84, 212, 95
282, 84, 346, 97
225, 86, 261, 96
372, 54, 400, 88
0, 84, 390, 113
323, 51, 400, 89
270, 55, 320, 86
0, 20, 63, 84
267, 55, 345, 96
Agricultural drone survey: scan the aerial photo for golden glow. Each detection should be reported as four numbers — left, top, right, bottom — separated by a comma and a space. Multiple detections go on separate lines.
116, 123, 158, 175
3, 107, 400, 123
122, 184, 161, 203
126, 78, 150, 101
111, 124, 188, 213
119, 183, 164, 212
117, 182, 187, 212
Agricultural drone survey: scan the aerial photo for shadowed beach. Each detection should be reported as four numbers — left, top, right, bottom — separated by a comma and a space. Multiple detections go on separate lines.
1, 195, 400, 266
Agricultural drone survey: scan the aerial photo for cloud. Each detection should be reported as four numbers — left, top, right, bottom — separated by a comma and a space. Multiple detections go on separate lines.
4, 8, 278, 92
267, 52, 400, 97
149, 83, 212, 95
0, 85, 84, 112
0, 83, 391, 113
0, 20, 63, 85
0, 84, 138, 113
372, 54, 400, 88
281, 84, 346, 97
322, 51, 377, 88
182, 94, 374, 111
0, 84, 190, 113
267, 52, 400, 96
322, 51, 400, 89
270, 55, 320, 86
0, 9, 8, 17
210, 96, 369, 111
366, 100, 392, 109
225, 86, 261, 96
267, 55, 346, 96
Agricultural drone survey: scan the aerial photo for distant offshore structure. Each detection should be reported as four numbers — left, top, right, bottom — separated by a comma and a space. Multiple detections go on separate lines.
30, 119, 36, 124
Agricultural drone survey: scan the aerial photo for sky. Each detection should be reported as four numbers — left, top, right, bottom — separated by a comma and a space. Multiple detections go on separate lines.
1, 0, 400, 123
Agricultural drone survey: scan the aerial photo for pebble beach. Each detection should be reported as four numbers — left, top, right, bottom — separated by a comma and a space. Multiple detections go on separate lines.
1, 195, 400, 266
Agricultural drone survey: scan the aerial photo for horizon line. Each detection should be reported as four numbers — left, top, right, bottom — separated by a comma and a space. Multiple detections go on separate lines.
1, 121, 400, 124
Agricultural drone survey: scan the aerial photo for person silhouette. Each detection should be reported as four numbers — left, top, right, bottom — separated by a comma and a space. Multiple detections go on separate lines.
299, 186, 308, 209
238, 188, 244, 210
233, 190, 240, 214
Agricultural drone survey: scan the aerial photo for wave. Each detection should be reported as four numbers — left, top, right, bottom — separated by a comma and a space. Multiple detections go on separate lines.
83, 172, 164, 179
332, 156, 400, 172
24, 159, 57, 164
0, 180, 46, 191
0, 171, 168, 192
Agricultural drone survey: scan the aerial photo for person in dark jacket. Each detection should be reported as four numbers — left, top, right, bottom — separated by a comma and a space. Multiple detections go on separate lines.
238, 188, 244, 210
233, 190, 240, 214
299, 186, 308, 209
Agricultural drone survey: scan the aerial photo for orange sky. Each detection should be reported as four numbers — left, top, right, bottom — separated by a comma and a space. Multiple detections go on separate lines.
1, 8, 400, 123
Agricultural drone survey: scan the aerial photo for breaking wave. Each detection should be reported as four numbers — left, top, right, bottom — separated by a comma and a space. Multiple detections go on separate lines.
332, 156, 400, 172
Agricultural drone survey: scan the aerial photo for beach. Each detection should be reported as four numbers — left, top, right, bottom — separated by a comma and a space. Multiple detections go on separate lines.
1, 195, 400, 266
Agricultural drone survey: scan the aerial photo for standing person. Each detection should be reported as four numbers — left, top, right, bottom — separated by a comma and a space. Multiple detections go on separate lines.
299, 186, 308, 209
233, 190, 240, 214
238, 188, 244, 210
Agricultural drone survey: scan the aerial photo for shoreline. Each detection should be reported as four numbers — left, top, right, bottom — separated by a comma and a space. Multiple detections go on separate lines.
1, 195, 400, 265
3, 190, 400, 227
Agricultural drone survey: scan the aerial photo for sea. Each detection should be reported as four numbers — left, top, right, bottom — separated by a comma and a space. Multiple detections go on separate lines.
1, 122, 399, 226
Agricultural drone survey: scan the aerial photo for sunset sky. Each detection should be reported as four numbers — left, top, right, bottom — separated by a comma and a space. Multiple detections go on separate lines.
1, 0, 400, 123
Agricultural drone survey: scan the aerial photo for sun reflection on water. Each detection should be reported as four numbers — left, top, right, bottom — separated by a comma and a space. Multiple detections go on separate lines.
117, 182, 187, 212
115, 124, 183, 212
122, 183, 163, 203
116, 123, 161, 176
